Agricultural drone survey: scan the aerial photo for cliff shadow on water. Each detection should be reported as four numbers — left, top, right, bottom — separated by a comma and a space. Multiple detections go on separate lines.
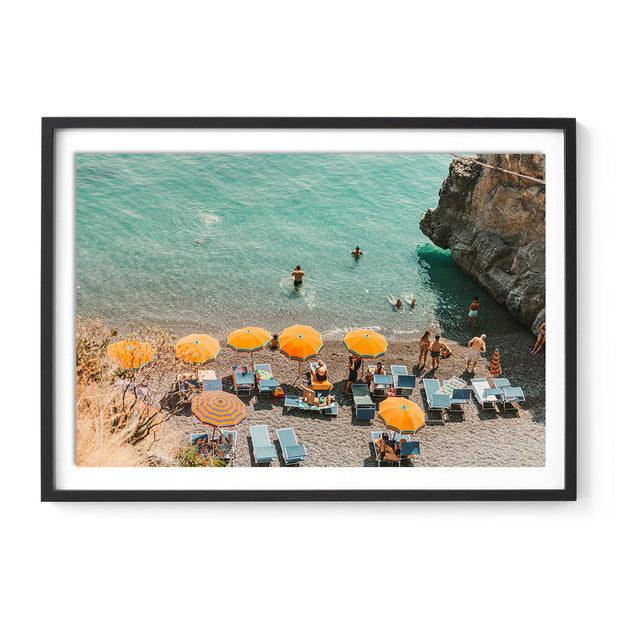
416, 244, 528, 345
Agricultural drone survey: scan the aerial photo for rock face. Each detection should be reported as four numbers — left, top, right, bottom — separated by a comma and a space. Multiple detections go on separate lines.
420, 155, 545, 333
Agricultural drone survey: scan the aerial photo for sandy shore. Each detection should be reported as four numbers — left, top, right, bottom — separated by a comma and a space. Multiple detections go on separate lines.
148, 332, 545, 467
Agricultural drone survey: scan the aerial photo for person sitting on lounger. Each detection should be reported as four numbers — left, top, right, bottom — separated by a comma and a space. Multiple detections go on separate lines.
377, 431, 401, 462
268, 334, 279, 350
301, 381, 332, 406
312, 360, 328, 382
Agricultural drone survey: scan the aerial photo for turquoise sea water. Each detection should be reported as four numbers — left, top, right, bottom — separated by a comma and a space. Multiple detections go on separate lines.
76, 153, 526, 341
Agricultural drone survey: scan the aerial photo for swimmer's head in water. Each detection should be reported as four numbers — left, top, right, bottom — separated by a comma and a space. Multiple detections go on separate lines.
295, 265, 301, 270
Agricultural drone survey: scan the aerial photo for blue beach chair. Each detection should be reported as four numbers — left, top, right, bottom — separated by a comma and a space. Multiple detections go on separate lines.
422, 378, 451, 417
352, 384, 375, 420
231, 365, 255, 396
254, 363, 280, 396
391, 365, 416, 396
471, 378, 504, 410
276, 428, 307, 465
249, 425, 277, 465
492, 378, 525, 409
449, 388, 472, 411
202, 378, 223, 391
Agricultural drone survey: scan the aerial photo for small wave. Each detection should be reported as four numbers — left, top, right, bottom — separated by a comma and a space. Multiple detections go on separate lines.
197, 212, 222, 226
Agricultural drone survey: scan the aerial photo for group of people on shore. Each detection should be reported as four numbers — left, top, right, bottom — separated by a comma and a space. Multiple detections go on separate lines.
418, 330, 487, 372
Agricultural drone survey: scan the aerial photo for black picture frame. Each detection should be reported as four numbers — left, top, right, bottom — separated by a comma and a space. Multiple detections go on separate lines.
41, 117, 576, 502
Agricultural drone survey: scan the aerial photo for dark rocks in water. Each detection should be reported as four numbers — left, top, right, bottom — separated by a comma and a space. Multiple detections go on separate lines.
420, 155, 545, 334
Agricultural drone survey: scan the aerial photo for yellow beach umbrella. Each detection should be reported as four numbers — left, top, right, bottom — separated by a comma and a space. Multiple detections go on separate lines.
108, 340, 154, 370
378, 397, 425, 435
344, 329, 388, 358
279, 324, 323, 379
174, 334, 221, 365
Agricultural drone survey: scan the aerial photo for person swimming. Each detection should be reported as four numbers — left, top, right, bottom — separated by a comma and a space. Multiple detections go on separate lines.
292, 265, 305, 287
351, 246, 363, 258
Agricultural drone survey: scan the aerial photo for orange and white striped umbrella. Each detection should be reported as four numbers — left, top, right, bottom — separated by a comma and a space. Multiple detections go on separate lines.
108, 340, 154, 370
191, 390, 247, 428
174, 334, 221, 365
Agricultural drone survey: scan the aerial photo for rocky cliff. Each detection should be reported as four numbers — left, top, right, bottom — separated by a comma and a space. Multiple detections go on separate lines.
420, 155, 545, 333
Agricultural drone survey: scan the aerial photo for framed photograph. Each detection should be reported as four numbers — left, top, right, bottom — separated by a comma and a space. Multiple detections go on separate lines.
41, 117, 576, 501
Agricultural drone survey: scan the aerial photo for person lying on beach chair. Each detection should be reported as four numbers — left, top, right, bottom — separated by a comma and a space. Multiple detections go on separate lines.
377, 432, 401, 463
300, 381, 333, 407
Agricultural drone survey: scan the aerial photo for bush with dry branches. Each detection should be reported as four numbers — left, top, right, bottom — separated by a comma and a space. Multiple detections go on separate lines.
76, 317, 217, 467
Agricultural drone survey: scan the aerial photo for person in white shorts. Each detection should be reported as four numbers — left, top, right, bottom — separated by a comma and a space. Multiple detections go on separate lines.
466, 334, 486, 372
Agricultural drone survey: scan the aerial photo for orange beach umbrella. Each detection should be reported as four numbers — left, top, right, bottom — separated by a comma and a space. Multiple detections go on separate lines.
227, 327, 272, 353
378, 398, 425, 435
108, 340, 154, 370
278, 325, 323, 362
344, 329, 388, 359
174, 334, 221, 365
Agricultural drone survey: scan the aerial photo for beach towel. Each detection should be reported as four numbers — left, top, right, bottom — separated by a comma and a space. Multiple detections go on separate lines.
440, 376, 467, 396
256, 369, 274, 380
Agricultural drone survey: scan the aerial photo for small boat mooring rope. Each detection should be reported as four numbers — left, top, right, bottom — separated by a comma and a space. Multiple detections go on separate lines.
450, 154, 546, 185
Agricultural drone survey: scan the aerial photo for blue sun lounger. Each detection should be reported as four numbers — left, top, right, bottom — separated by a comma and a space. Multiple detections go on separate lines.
471, 378, 504, 410
449, 388, 472, 410
492, 378, 525, 409
276, 428, 307, 465
391, 365, 416, 396
202, 378, 223, 391
250, 425, 277, 465
254, 363, 280, 396
283, 395, 338, 415
352, 384, 375, 420
231, 365, 255, 396
422, 378, 451, 415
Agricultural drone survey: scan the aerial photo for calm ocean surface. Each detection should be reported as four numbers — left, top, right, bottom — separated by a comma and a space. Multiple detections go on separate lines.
76, 153, 526, 341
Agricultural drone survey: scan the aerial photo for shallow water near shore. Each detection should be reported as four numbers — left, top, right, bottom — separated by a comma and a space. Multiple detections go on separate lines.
76, 153, 529, 342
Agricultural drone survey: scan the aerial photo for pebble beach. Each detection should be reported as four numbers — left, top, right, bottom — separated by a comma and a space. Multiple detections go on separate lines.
150, 332, 545, 468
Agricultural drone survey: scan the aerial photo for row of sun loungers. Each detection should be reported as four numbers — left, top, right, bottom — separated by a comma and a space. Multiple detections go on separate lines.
250, 425, 306, 465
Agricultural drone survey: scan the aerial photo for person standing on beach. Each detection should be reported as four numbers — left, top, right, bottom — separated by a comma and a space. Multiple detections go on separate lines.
418, 331, 431, 367
430, 335, 445, 370
351, 246, 363, 259
532, 322, 546, 354
467, 297, 481, 327
345, 353, 362, 395
292, 265, 305, 288
466, 334, 487, 373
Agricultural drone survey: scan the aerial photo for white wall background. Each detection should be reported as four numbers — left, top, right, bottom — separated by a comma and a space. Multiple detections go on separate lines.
1, 2, 616, 618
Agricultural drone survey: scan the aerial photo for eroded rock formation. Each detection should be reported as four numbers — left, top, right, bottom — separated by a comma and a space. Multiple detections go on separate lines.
420, 155, 545, 333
